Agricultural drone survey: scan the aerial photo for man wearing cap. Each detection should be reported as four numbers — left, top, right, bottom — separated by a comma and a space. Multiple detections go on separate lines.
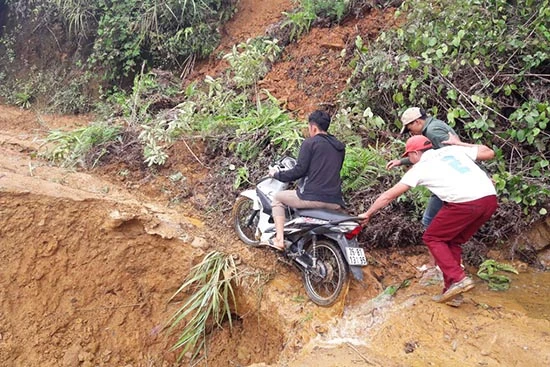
387, 107, 461, 228
359, 135, 498, 303
267, 110, 346, 251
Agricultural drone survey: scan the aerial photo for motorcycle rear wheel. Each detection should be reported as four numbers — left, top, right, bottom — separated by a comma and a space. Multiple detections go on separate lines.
232, 196, 261, 246
302, 239, 349, 307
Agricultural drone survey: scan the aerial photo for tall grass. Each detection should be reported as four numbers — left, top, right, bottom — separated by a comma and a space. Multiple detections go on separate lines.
166, 251, 241, 362
43, 123, 122, 168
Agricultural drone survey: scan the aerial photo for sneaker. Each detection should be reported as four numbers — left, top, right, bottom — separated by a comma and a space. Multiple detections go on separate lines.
445, 294, 464, 307
432, 277, 475, 303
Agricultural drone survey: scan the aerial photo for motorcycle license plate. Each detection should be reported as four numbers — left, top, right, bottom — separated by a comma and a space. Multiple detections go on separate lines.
346, 247, 368, 266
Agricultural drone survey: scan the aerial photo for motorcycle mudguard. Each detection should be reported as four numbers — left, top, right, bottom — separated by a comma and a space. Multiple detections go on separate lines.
323, 233, 365, 282
348, 265, 364, 282
239, 190, 260, 211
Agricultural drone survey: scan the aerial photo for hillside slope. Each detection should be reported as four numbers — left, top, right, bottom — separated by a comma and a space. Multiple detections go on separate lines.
1, 1, 550, 367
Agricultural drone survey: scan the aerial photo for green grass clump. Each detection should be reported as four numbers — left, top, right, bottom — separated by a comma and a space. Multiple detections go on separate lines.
166, 251, 241, 362
43, 123, 122, 168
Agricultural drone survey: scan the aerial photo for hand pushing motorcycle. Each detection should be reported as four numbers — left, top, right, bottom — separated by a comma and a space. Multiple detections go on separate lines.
232, 157, 368, 306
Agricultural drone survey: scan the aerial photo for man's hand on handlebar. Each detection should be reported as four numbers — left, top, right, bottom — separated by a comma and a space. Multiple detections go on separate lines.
268, 167, 279, 177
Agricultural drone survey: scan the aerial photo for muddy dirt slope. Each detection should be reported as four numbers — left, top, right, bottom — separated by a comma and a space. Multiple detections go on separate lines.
2, 104, 550, 367
2, 1, 550, 366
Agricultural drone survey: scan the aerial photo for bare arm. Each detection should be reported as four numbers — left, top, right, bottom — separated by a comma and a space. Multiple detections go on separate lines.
474, 145, 495, 161
443, 132, 494, 161
359, 183, 410, 224
441, 132, 461, 145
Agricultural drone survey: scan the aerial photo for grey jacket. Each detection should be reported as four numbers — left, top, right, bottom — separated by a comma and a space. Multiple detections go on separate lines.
400, 116, 457, 165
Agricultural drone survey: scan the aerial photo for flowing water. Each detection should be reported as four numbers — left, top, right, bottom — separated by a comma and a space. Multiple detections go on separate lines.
316, 269, 550, 345
287, 269, 550, 367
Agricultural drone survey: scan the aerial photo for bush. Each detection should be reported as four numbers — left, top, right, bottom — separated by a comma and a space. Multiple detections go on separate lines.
43, 122, 122, 168
345, 0, 550, 223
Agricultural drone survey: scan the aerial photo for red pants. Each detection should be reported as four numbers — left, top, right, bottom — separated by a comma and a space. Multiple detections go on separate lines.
422, 195, 498, 291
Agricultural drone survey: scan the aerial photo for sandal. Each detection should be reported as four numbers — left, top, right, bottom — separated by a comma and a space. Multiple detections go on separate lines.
267, 238, 285, 251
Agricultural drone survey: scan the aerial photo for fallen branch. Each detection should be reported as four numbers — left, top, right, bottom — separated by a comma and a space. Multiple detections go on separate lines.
182, 138, 210, 169
346, 342, 376, 365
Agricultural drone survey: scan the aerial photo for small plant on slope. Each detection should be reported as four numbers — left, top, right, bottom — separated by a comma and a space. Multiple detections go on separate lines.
166, 251, 242, 362
43, 123, 122, 168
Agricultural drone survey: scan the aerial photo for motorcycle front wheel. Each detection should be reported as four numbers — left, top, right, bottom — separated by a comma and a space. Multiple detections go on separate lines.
232, 196, 261, 246
302, 239, 349, 307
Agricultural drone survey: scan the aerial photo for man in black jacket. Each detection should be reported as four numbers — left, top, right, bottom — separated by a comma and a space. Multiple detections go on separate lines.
268, 110, 346, 250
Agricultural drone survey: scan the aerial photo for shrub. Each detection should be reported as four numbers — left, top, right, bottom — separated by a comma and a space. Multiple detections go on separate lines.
43, 122, 122, 168
346, 0, 550, 220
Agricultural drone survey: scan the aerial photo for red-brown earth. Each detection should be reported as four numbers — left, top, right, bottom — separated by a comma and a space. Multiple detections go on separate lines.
1, 1, 550, 366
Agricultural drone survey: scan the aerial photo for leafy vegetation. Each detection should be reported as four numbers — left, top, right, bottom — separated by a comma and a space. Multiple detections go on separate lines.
0, 0, 238, 110
89, 37, 300, 169
344, 0, 549, 235
282, 0, 350, 41
43, 123, 122, 168
223, 38, 281, 89
477, 259, 519, 291
166, 251, 241, 361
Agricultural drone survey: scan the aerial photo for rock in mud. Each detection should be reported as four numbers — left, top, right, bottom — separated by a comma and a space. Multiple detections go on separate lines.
191, 236, 209, 249
103, 209, 136, 229
144, 219, 184, 239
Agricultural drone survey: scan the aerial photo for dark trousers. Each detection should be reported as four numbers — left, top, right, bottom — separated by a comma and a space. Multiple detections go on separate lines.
422, 195, 498, 291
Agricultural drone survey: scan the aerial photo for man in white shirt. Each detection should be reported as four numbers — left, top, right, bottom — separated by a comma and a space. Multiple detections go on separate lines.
360, 135, 498, 303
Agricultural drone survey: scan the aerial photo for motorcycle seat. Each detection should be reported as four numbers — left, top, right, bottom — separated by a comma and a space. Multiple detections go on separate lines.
295, 208, 357, 222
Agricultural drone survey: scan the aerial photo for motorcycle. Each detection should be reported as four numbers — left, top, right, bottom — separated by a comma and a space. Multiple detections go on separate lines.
231, 157, 368, 306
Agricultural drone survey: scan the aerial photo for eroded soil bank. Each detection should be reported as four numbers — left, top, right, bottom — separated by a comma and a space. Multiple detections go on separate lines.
0, 191, 291, 366
1, 105, 550, 367
1, 0, 549, 361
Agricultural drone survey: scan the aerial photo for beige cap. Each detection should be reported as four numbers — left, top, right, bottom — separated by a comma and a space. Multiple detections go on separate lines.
400, 107, 422, 134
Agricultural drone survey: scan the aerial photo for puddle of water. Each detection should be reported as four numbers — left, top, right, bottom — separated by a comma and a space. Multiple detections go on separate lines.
495, 270, 550, 321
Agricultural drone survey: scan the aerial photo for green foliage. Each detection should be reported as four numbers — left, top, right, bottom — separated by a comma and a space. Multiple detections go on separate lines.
49, 72, 94, 114
166, 251, 241, 362
376, 279, 411, 299
14, 88, 33, 109
0, 28, 17, 64
306, 0, 348, 21
346, 0, 550, 216
121, 36, 292, 169
223, 38, 281, 89
52, 0, 96, 37
282, 8, 316, 42
340, 144, 390, 193
139, 121, 170, 166
477, 259, 518, 291
43, 123, 122, 168
90, 1, 145, 80
192, 76, 248, 123
132, 74, 247, 166
233, 166, 250, 190
229, 94, 303, 162
87, 0, 233, 81
282, 0, 349, 41
4, 0, 236, 87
